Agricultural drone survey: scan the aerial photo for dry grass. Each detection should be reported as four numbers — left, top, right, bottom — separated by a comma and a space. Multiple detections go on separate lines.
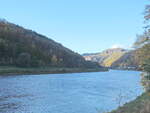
109, 92, 150, 113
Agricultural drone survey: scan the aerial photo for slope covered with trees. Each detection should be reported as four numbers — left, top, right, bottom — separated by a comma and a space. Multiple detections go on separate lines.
83, 48, 144, 70
0, 20, 100, 69
83, 48, 127, 67
111, 50, 140, 69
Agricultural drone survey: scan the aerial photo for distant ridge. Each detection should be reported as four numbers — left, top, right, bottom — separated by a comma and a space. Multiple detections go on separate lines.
83, 48, 127, 67
83, 48, 140, 69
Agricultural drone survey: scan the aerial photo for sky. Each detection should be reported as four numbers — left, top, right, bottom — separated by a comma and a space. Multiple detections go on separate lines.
0, 0, 149, 54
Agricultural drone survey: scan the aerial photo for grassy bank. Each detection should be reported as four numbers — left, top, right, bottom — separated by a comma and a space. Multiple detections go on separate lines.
0, 66, 108, 75
109, 92, 150, 113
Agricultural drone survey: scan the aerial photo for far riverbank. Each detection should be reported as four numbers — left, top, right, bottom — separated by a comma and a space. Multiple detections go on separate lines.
0, 66, 108, 76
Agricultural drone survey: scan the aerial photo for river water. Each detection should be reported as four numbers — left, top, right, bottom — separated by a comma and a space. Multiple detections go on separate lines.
0, 70, 143, 113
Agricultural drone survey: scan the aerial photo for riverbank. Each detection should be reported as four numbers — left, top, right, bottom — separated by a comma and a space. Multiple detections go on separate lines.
0, 66, 108, 75
109, 92, 150, 113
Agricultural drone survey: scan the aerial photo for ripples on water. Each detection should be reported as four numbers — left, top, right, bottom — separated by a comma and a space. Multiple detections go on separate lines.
0, 70, 143, 113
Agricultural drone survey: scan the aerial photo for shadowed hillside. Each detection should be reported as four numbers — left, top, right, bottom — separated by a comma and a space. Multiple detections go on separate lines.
0, 20, 100, 69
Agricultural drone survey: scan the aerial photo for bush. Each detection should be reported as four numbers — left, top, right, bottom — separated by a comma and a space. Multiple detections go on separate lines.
142, 59, 150, 73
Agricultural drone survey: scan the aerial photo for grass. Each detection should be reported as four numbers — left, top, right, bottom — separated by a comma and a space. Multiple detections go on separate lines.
109, 92, 150, 113
0, 66, 107, 75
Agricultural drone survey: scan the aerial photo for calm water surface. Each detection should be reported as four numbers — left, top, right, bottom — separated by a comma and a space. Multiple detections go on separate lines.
0, 70, 143, 113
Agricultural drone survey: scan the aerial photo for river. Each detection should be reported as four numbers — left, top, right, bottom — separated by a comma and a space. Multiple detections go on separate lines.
0, 70, 143, 113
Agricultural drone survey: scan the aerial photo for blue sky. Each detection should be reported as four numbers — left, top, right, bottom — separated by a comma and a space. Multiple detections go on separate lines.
0, 0, 149, 53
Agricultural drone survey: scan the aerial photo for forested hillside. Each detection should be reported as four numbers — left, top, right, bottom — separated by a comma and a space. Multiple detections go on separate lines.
83, 47, 144, 70
0, 20, 100, 68
111, 50, 140, 69
83, 48, 127, 67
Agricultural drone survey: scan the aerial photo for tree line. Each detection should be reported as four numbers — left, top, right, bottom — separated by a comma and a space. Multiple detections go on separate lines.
133, 4, 150, 92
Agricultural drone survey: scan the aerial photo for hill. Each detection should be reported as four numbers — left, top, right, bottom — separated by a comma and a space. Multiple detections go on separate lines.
83, 48, 127, 67
111, 50, 140, 69
0, 20, 101, 69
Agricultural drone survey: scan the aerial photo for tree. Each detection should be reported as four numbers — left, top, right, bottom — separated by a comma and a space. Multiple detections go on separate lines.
136, 43, 150, 63
134, 32, 150, 48
135, 4, 150, 92
144, 5, 150, 22
30, 56, 40, 67
51, 55, 58, 66
16, 52, 31, 67
142, 59, 150, 73
133, 3, 150, 73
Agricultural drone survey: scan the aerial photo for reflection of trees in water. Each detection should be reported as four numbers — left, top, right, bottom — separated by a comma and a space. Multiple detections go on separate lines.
141, 72, 150, 92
